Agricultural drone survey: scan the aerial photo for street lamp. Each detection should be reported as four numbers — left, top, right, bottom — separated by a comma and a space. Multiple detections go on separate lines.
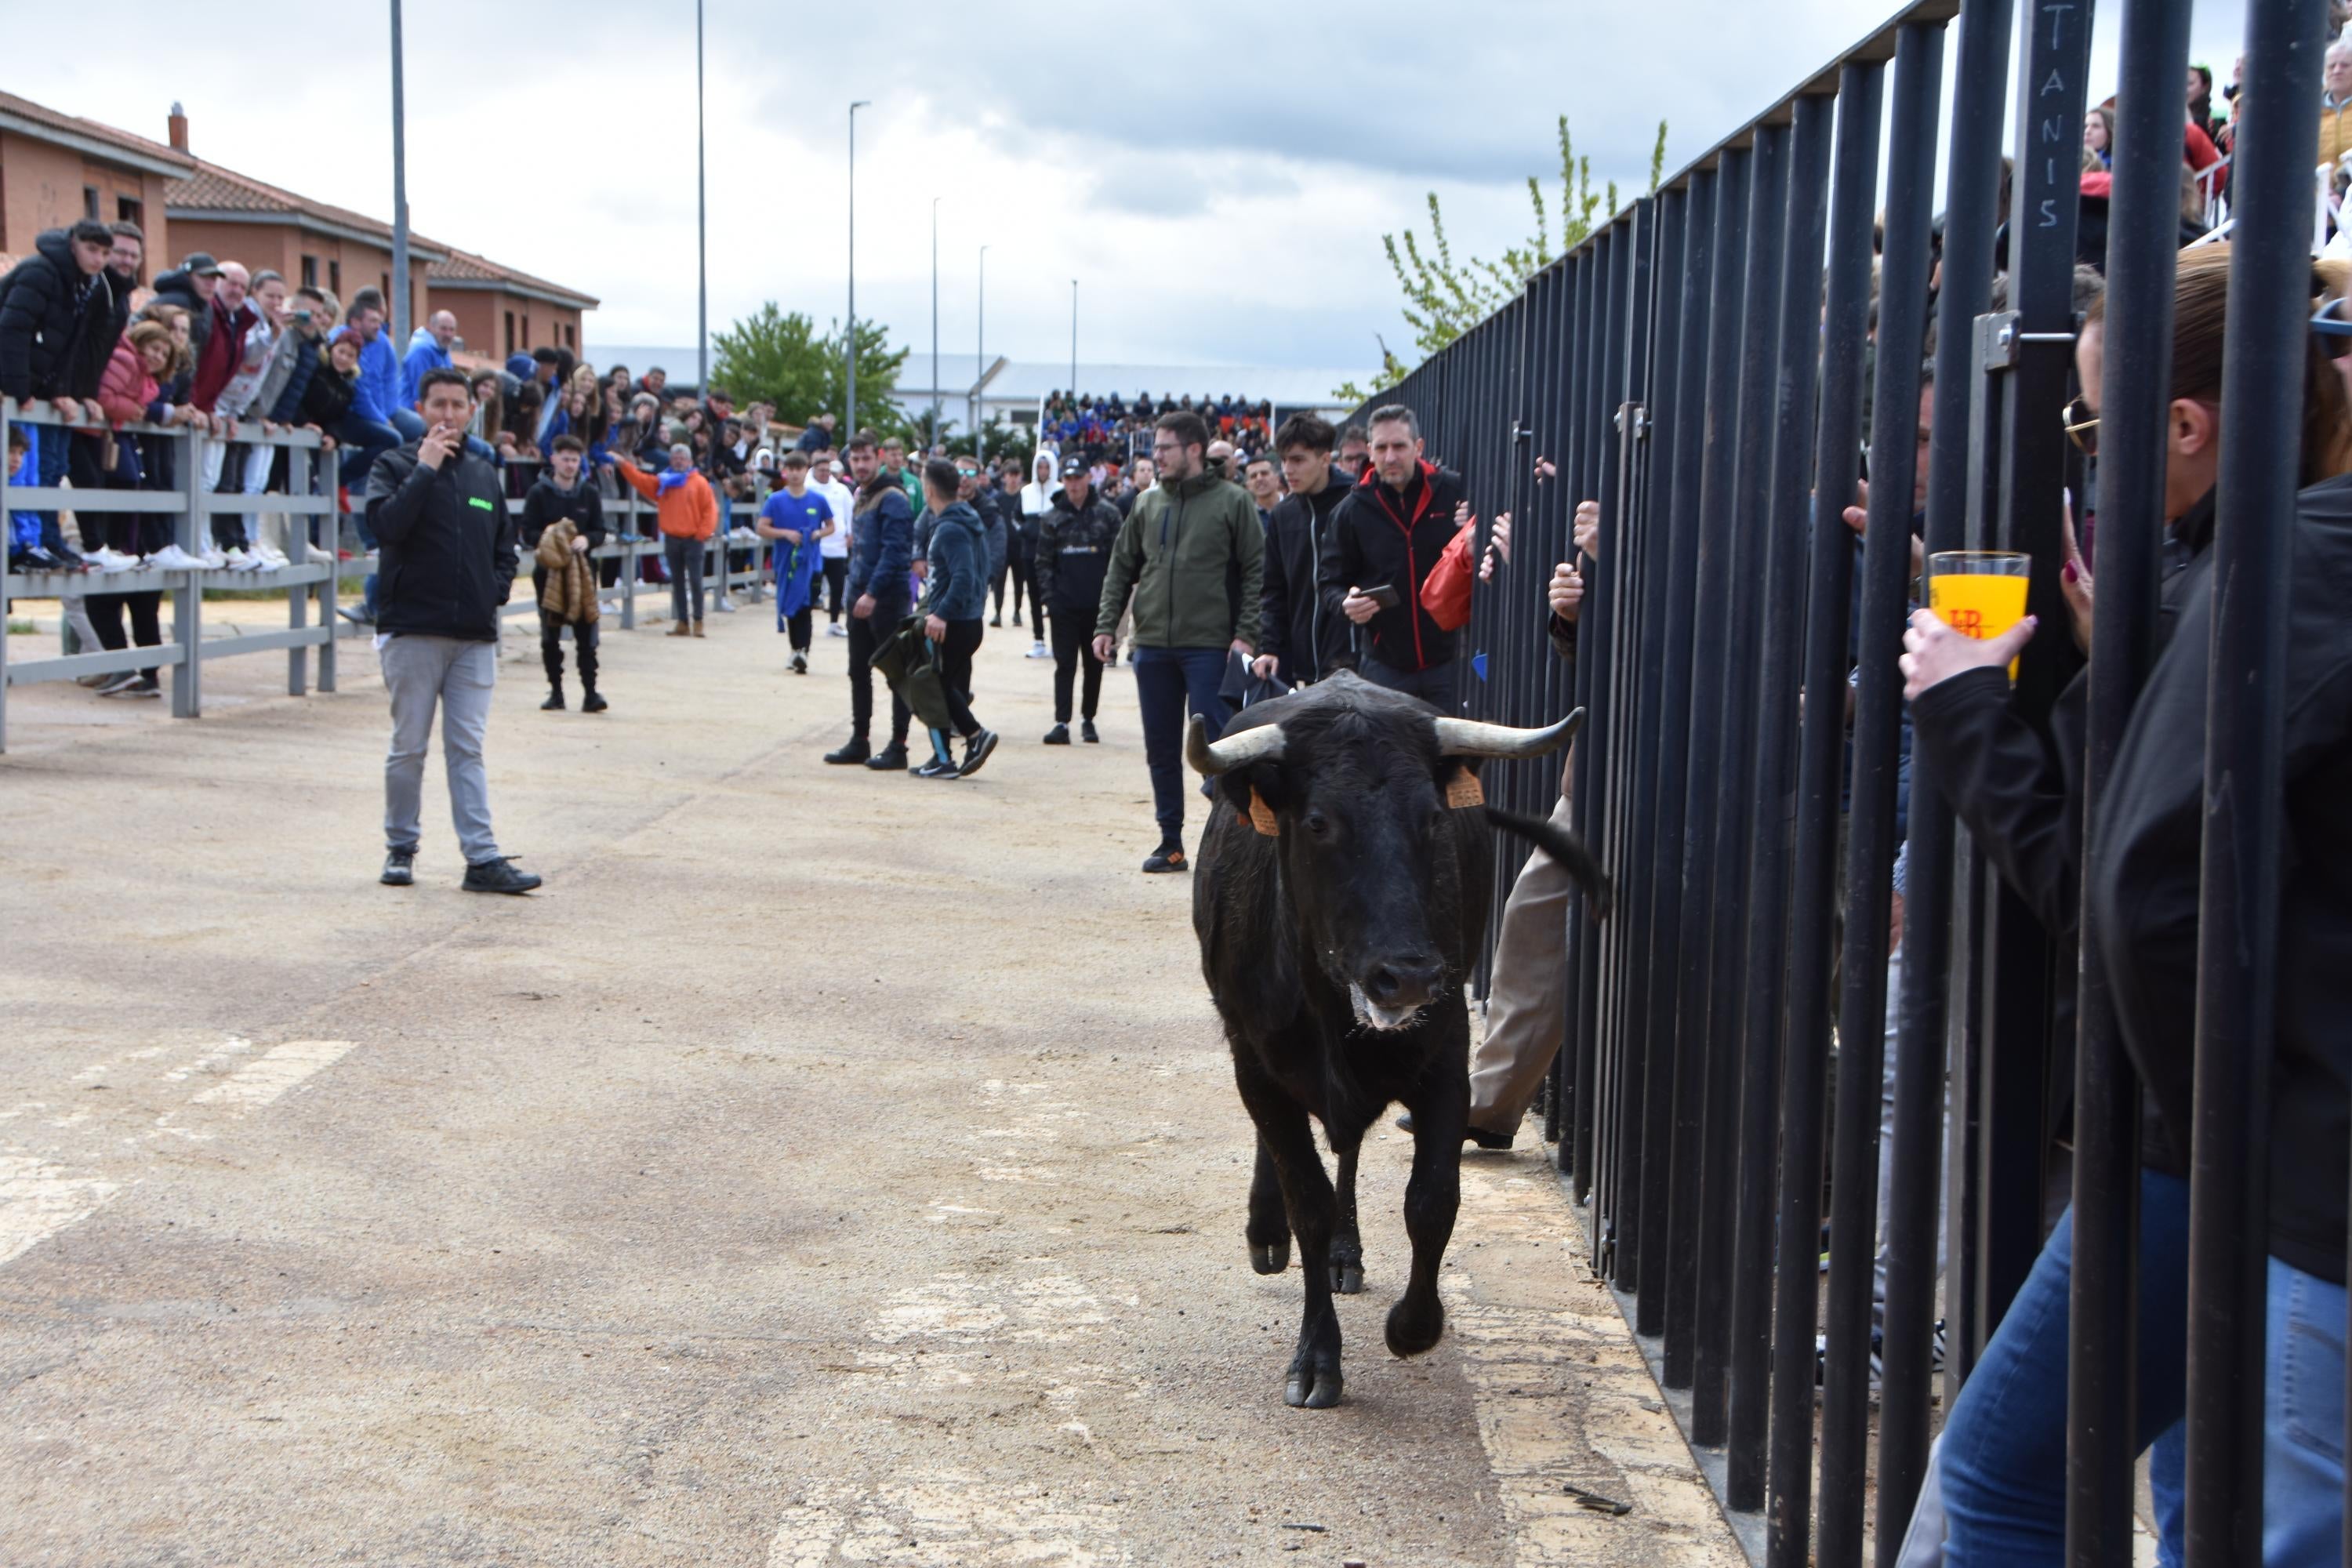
695, 0, 707, 391
931, 195, 942, 453
847, 100, 870, 436
975, 244, 989, 452
388, 0, 408, 344
1069, 279, 1079, 407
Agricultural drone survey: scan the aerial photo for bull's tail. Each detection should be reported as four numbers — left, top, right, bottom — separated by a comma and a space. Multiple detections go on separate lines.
1483, 806, 1613, 922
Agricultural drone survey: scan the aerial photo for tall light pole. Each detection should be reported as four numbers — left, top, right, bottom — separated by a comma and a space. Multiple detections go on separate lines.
847, 100, 870, 435
930, 196, 942, 452
1069, 279, 1079, 405
975, 244, 989, 452
388, 0, 409, 344
695, 0, 707, 392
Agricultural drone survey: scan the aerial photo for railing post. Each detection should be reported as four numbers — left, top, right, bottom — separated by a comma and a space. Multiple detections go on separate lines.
173, 420, 204, 720
320, 448, 341, 694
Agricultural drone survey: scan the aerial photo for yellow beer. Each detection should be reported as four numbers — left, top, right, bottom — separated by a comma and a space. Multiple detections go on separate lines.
1927, 550, 2031, 678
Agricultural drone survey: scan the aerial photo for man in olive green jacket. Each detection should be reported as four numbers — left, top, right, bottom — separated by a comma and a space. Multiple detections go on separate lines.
1094, 409, 1265, 873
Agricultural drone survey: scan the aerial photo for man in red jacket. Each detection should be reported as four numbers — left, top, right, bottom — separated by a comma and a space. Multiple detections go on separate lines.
1317, 404, 1470, 705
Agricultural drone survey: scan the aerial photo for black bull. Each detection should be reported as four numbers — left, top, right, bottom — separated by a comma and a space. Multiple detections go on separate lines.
1189, 672, 1610, 1408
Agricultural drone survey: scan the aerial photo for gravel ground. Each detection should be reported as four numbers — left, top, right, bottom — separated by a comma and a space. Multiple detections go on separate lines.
0, 601, 1740, 1566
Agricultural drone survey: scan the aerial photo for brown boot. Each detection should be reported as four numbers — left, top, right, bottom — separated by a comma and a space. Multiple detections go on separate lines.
691, 621, 706, 637
667, 622, 691, 637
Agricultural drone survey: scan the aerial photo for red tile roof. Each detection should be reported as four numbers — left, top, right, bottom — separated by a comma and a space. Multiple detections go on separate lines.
424, 246, 598, 309
165, 160, 448, 260
0, 89, 195, 173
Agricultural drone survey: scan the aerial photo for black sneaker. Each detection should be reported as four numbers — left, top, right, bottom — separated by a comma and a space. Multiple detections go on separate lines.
1043, 724, 1072, 746
336, 604, 374, 626
1081, 719, 1100, 743
1142, 843, 1188, 873
989, 614, 1003, 628
462, 857, 543, 895
380, 848, 416, 887
824, 737, 873, 764
865, 742, 909, 771
541, 687, 565, 710
96, 671, 142, 697
913, 755, 961, 779
791, 652, 808, 674
582, 690, 608, 713
958, 729, 1000, 777
102, 673, 161, 699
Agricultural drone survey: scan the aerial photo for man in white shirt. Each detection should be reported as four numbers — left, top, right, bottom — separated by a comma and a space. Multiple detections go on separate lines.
811, 450, 858, 637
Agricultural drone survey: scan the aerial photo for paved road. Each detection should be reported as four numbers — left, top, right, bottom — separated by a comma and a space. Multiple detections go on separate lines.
1, 604, 1738, 1566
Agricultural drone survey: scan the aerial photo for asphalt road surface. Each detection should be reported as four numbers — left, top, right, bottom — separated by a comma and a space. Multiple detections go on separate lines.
1, 598, 1737, 1566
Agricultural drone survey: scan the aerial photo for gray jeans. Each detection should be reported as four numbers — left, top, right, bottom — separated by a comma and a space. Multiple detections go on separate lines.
665, 535, 706, 624
379, 633, 499, 863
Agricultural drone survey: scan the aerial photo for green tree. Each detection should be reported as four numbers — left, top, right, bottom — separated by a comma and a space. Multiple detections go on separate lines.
1337, 117, 1669, 401
709, 305, 914, 438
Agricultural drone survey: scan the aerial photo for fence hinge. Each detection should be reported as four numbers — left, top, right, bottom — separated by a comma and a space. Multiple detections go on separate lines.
1976, 310, 2076, 373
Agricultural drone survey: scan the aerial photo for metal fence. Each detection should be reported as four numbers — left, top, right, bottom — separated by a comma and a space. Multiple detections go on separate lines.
1358, 0, 2337, 1560
3, 412, 786, 752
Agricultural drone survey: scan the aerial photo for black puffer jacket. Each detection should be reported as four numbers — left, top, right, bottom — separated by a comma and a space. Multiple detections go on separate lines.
1319, 459, 1468, 673
2090, 475, 2352, 1284
1036, 486, 1121, 614
1261, 465, 1352, 684
366, 441, 519, 642
150, 267, 215, 362
0, 230, 111, 400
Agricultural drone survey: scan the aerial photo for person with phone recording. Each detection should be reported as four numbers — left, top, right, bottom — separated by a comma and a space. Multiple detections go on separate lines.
1317, 403, 1472, 705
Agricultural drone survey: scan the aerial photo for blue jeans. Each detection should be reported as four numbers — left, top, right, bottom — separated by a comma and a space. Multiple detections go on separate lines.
2266, 1254, 2346, 1563
1940, 1169, 2191, 1567
1131, 645, 1232, 847
34, 424, 68, 554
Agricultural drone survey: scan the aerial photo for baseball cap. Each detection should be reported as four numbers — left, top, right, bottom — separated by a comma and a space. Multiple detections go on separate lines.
183, 252, 223, 277
1061, 457, 1088, 479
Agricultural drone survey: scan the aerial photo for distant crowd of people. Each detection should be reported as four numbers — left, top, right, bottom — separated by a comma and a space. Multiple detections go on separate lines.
1039, 390, 1277, 466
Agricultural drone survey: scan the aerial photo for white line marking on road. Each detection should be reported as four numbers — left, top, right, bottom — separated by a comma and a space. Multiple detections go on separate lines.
768, 1475, 1131, 1566
163, 1036, 256, 1083
0, 1152, 125, 1269
187, 1040, 356, 1109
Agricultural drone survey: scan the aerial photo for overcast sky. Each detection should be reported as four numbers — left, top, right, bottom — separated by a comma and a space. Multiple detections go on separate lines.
15, 1, 2252, 381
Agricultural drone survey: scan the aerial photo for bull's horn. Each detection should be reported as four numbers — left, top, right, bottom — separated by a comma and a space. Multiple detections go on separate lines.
1432, 706, 1585, 759
1187, 714, 1287, 776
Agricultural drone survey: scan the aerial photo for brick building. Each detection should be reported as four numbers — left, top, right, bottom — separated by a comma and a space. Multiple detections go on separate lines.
0, 90, 194, 283
425, 248, 597, 364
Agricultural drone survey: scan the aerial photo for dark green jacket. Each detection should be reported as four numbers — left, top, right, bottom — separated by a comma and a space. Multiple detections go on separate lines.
1095, 470, 1264, 651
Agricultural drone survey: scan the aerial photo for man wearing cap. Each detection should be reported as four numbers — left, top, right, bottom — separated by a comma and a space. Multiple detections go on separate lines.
152, 251, 225, 361
1036, 456, 1120, 745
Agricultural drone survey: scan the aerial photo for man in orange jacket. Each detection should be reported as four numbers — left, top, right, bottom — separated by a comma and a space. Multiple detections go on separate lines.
608, 441, 718, 636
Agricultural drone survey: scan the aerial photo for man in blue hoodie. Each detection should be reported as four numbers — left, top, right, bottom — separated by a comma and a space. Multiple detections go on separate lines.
401, 310, 459, 408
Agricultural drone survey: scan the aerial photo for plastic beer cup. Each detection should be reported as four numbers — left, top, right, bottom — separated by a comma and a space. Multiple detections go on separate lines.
1926, 550, 2031, 678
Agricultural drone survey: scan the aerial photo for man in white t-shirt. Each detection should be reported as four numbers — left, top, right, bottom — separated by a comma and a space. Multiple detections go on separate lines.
811, 450, 858, 636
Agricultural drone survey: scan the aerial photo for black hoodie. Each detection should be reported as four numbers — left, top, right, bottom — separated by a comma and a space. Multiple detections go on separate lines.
2089, 474, 2352, 1284
1319, 458, 1468, 673
0, 229, 114, 400
1261, 464, 1353, 684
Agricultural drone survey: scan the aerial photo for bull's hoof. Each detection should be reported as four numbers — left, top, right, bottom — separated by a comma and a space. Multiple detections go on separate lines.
1250, 1239, 1291, 1275
1330, 1261, 1364, 1295
1385, 1295, 1446, 1358
1284, 1365, 1345, 1409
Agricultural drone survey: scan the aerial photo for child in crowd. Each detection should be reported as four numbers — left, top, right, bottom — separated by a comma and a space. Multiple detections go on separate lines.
755, 449, 833, 674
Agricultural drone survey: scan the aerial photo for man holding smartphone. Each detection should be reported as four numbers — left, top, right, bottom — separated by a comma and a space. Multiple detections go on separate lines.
367, 368, 539, 895
1318, 404, 1472, 706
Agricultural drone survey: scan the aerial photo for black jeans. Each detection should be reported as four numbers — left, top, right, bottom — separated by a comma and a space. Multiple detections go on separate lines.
937, 617, 985, 738
540, 613, 599, 690
1047, 604, 1103, 723
785, 606, 813, 652
664, 535, 706, 622
822, 557, 849, 621
1359, 652, 1457, 708
846, 600, 912, 747
86, 590, 164, 677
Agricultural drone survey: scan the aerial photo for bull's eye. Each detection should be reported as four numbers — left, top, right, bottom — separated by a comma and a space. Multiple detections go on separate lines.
1305, 810, 1331, 837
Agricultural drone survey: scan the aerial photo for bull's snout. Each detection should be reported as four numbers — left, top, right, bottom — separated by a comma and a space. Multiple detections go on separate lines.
1360, 955, 1444, 1014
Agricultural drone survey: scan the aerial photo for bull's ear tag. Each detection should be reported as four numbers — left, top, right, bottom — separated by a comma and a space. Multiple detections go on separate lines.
1445, 766, 1485, 810
1248, 789, 1281, 836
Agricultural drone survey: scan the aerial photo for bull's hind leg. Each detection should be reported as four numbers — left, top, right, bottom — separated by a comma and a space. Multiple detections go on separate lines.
1388, 1070, 1467, 1359
1328, 1143, 1365, 1295
1234, 1056, 1345, 1409
1247, 1136, 1290, 1275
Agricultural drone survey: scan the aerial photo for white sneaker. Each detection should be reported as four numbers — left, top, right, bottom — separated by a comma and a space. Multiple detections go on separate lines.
89, 547, 140, 572
826, 623, 848, 637
252, 547, 287, 572
196, 545, 229, 569
223, 547, 254, 570
714, 595, 737, 614
1025, 641, 1051, 659
147, 544, 209, 571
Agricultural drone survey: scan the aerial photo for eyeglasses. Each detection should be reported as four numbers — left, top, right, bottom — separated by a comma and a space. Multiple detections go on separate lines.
2312, 299, 2352, 361
2062, 394, 2100, 457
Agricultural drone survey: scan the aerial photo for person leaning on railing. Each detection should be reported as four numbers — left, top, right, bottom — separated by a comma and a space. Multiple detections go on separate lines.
1899, 242, 2350, 1566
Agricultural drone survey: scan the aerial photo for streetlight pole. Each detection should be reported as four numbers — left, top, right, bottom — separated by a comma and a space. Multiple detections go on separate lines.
847, 100, 870, 436
1069, 279, 1079, 405
695, 0, 707, 392
975, 244, 988, 453
931, 196, 941, 452
388, 0, 409, 345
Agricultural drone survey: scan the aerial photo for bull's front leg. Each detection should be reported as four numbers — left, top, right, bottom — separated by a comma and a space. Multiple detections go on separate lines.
1234, 1057, 1345, 1409
1247, 1135, 1290, 1275
1388, 1066, 1466, 1359
1329, 1142, 1365, 1295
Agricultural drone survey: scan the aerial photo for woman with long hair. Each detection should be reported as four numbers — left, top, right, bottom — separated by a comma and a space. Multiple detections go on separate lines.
1902, 243, 2352, 1564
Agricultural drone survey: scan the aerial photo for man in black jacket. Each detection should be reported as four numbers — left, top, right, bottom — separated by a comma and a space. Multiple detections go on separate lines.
1318, 404, 1470, 704
0, 221, 118, 558
1250, 413, 1352, 687
1036, 456, 1119, 744
367, 368, 537, 895
518, 434, 608, 713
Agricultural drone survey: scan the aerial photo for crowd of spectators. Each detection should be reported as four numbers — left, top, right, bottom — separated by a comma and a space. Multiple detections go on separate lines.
1039, 390, 1277, 466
